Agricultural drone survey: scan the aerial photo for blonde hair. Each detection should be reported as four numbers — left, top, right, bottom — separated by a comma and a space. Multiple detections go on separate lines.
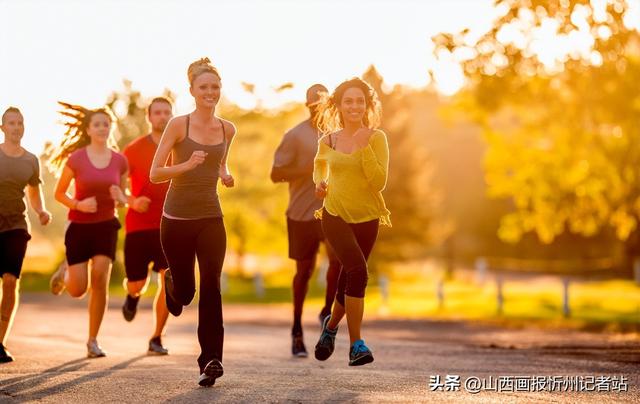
314, 78, 382, 135
47, 102, 118, 176
187, 57, 221, 85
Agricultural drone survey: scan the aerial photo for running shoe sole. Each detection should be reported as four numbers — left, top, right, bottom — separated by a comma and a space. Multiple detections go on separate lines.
164, 271, 183, 317
50, 263, 66, 295
122, 295, 139, 322
198, 360, 224, 387
349, 352, 374, 366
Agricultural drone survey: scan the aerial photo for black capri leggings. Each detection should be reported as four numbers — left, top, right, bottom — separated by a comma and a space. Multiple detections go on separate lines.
160, 216, 226, 372
321, 209, 379, 306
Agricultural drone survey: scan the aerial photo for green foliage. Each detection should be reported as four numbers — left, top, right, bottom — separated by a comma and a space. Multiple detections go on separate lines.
106, 80, 176, 149
28, 74, 444, 273
217, 103, 307, 266
431, 0, 640, 244
362, 66, 441, 262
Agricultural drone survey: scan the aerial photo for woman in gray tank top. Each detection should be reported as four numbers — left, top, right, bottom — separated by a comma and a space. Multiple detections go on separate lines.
150, 57, 236, 387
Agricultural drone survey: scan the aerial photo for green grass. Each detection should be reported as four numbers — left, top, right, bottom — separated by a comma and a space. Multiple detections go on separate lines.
16, 263, 640, 332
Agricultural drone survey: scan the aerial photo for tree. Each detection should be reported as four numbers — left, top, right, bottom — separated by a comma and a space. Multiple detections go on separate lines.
216, 102, 307, 274
106, 79, 175, 149
362, 66, 442, 264
430, 0, 640, 257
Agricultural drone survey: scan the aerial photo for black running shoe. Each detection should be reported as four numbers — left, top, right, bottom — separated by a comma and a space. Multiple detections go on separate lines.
292, 333, 308, 358
122, 294, 140, 322
348, 339, 374, 366
0, 344, 14, 363
318, 310, 331, 328
198, 359, 224, 387
164, 270, 183, 317
148, 336, 169, 355
314, 315, 338, 361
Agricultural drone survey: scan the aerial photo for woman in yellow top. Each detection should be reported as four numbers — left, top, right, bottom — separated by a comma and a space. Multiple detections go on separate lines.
312, 77, 390, 366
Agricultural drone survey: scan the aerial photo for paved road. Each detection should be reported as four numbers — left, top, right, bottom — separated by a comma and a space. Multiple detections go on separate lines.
0, 293, 638, 403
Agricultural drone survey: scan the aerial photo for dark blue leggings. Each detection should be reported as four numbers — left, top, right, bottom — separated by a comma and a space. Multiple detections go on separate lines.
321, 209, 379, 306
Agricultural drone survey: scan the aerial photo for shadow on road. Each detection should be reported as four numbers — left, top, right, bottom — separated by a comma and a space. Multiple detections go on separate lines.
162, 382, 360, 403
0, 355, 146, 402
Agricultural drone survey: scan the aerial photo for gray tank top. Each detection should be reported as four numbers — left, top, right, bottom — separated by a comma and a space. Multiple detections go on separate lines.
163, 115, 226, 219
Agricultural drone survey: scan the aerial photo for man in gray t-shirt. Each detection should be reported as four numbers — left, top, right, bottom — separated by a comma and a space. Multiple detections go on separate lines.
0, 107, 51, 363
271, 84, 341, 358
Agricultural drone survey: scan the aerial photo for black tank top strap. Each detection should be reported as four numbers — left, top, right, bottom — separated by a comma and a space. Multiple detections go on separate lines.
184, 114, 226, 144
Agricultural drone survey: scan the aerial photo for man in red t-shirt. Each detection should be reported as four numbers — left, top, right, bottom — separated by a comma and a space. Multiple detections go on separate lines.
122, 97, 173, 355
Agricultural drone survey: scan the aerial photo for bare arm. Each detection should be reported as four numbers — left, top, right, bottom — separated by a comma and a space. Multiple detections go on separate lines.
54, 166, 96, 213
26, 184, 51, 225
54, 165, 79, 210
270, 164, 313, 183
150, 117, 204, 184
270, 130, 310, 183
219, 120, 236, 187
109, 171, 130, 207
313, 138, 330, 199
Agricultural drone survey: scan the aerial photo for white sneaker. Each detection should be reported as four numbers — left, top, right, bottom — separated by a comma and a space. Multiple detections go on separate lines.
87, 340, 106, 358
50, 261, 67, 295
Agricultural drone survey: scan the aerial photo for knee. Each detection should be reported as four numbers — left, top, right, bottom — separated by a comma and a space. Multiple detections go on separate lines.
344, 265, 368, 298
67, 284, 87, 298
294, 264, 313, 282
91, 273, 109, 291
174, 287, 196, 305
127, 279, 146, 295
199, 275, 221, 295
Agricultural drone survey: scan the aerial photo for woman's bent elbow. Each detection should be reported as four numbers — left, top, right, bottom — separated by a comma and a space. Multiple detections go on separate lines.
149, 170, 161, 184
54, 191, 65, 203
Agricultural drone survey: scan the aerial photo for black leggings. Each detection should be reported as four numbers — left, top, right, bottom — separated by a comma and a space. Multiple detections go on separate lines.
160, 216, 226, 372
321, 210, 379, 306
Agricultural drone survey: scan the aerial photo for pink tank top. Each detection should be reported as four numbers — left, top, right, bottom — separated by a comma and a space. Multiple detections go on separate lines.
66, 147, 128, 223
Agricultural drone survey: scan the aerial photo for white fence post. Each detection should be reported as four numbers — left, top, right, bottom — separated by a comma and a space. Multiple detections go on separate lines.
221, 271, 228, 294
496, 276, 504, 315
562, 277, 571, 318
316, 257, 328, 287
475, 257, 487, 284
253, 273, 265, 298
379, 274, 389, 306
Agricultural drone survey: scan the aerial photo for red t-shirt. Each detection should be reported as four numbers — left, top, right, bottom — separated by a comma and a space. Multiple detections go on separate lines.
66, 147, 128, 223
123, 135, 169, 233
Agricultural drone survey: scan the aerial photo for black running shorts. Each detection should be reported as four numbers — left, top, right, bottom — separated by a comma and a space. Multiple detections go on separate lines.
124, 229, 168, 281
64, 218, 121, 265
286, 218, 325, 261
0, 229, 31, 278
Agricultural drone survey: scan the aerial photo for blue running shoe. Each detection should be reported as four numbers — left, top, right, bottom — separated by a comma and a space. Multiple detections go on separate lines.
349, 339, 374, 366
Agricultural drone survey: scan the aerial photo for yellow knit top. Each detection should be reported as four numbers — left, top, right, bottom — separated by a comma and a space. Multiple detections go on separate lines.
313, 129, 391, 226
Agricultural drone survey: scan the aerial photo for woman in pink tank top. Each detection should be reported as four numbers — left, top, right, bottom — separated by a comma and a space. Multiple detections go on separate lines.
47, 102, 129, 359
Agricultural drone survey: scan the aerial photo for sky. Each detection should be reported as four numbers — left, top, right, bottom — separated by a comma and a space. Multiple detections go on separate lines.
1, 0, 500, 153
